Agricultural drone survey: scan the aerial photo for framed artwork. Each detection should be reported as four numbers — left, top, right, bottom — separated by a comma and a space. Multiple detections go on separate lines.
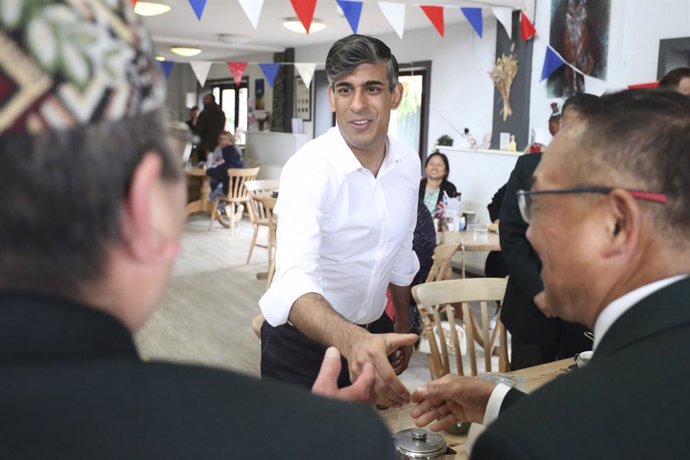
547, 0, 611, 97
255, 78, 265, 110
295, 75, 311, 121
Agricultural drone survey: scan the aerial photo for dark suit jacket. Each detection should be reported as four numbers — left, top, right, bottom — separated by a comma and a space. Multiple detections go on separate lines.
498, 153, 559, 346
196, 102, 226, 152
418, 178, 458, 208
473, 277, 690, 459
0, 293, 395, 460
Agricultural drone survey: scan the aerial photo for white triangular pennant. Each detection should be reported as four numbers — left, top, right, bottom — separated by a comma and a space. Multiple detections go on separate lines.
238, 0, 264, 29
294, 63, 316, 89
378, 2, 405, 39
189, 61, 212, 87
584, 74, 608, 96
492, 7, 513, 40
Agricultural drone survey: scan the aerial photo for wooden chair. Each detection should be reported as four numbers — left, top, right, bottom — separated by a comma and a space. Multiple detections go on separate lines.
412, 277, 510, 379
244, 180, 280, 265
208, 167, 260, 233
425, 243, 461, 282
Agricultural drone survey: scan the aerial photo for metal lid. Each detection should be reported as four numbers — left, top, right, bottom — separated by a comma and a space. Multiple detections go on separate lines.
393, 428, 447, 458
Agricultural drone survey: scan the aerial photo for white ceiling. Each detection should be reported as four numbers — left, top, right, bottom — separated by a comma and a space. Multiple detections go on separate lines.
143, 0, 530, 61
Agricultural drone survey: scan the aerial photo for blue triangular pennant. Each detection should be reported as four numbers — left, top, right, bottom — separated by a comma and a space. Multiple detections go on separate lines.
460, 7, 483, 38
188, 0, 207, 20
337, 0, 363, 34
161, 61, 175, 80
541, 46, 566, 81
259, 63, 281, 87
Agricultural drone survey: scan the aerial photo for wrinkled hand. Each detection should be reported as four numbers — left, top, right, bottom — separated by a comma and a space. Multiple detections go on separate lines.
410, 375, 496, 431
312, 347, 375, 403
533, 291, 556, 318
347, 332, 419, 407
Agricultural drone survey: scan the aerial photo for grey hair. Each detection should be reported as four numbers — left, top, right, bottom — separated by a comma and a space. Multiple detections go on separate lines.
325, 34, 399, 91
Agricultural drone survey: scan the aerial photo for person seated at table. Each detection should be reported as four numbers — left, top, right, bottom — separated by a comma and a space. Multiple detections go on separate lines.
411, 89, 690, 460
0, 3, 394, 458
206, 132, 245, 221
419, 151, 459, 216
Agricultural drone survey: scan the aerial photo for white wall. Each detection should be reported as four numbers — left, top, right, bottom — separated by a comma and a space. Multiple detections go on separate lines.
295, 19, 498, 156
528, 0, 690, 141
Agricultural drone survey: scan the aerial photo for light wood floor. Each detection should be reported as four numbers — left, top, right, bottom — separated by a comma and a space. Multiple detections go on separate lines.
135, 214, 483, 391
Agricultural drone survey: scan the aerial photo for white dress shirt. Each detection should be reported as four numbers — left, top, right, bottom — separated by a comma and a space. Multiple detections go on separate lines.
260, 127, 420, 327
478, 274, 689, 437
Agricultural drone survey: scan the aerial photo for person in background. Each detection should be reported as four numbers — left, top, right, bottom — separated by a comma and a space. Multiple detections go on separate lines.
206, 131, 245, 222
419, 151, 459, 216
0, 3, 395, 458
658, 66, 690, 95
411, 89, 690, 460
259, 34, 420, 408
195, 94, 226, 157
498, 93, 600, 370
185, 105, 199, 134
484, 183, 509, 278
383, 201, 437, 337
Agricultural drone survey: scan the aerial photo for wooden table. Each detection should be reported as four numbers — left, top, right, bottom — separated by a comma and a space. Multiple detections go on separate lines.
380, 358, 575, 459
440, 229, 501, 252
185, 168, 212, 217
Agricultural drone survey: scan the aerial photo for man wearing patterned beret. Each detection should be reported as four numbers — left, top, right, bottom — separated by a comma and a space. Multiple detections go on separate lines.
0, 2, 394, 458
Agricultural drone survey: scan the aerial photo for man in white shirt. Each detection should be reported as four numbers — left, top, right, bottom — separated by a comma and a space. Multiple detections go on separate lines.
409, 89, 690, 459
259, 34, 420, 407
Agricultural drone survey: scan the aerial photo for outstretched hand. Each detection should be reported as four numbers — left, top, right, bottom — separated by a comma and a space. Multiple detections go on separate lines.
312, 347, 375, 403
347, 332, 419, 407
410, 375, 496, 431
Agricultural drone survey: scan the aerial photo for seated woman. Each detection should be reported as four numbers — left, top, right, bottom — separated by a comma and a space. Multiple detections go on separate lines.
206, 131, 245, 221
419, 151, 459, 216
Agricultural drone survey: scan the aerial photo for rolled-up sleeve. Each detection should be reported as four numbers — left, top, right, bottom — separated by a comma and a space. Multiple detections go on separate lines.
389, 195, 420, 287
259, 159, 327, 326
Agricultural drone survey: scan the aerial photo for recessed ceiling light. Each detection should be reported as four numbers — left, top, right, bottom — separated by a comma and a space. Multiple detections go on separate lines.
134, 2, 171, 17
282, 17, 326, 34
155, 56, 166, 61
170, 47, 201, 57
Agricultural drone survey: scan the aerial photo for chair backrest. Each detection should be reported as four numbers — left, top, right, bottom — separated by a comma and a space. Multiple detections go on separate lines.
245, 179, 280, 224
412, 277, 509, 378
226, 167, 260, 202
425, 243, 461, 282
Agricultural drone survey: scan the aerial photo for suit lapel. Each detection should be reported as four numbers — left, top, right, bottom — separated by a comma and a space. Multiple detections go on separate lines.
594, 277, 690, 358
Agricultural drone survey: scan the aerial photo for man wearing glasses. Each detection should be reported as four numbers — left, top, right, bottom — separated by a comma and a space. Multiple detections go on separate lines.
410, 89, 690, 459
497, 94, 599, 370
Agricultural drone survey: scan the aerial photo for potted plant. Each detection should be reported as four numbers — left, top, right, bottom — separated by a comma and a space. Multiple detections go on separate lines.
436, 134, 454, 147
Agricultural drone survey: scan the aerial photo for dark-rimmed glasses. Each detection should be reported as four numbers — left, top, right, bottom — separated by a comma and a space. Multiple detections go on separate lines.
516, 187, 668, 223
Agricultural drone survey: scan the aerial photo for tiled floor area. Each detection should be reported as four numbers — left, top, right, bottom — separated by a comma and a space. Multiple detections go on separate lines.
136, 212, 499, 393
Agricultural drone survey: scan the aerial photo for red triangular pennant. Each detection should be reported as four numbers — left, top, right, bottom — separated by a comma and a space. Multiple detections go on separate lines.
290, 0, 317, 33
421, 5, 444, 37
226, 62, 248, 87
130, 0, 137, 6
521, 10, 536, 40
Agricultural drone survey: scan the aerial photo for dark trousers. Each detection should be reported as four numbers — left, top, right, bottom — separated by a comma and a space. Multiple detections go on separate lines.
260, 313, 393, 390
510, 321, 592, 370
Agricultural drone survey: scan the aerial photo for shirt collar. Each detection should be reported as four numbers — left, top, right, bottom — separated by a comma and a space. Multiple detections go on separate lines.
593, 274, 688, 351
329, 126, 400, 176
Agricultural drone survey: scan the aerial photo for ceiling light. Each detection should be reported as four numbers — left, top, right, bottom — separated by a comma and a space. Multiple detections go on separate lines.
170, 46, 201, 57
155, 56, 166, 61
282, 17, 326, 34
134, 2, 171, 17
217, 34, 251, 46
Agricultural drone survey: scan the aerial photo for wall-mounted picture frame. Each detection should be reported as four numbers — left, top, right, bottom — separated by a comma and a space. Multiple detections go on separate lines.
295, 75, 311, 121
